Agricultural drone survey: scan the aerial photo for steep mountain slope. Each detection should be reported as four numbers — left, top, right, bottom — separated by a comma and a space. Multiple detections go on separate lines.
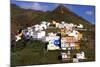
42, 4, 93, 29
11, 4, 94, 40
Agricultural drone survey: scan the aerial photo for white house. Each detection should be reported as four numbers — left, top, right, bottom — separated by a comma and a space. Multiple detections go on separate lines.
55, 23, 60, 28
76, 51, 86, 59
39, 23, 47, 30
77, 24, 83, 28
47, 22, 51, 27
73, 58, 79, 63
61, 21, 65, 24
44, 33, 59, 42
32, 31, 46, 39
47, 33, 60, 50
15, 35, 21, 42
15, 29, 23, 42
34, 27, 39, 32
58, 24, 64, 28
47, 40, 60, 50
61, 52, 68, 60
61, 51, 70, 60
41, 21, 47, 25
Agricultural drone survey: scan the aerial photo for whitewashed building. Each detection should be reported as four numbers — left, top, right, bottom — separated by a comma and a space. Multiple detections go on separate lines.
47, 42, 60, 50
32, 31, 46, 39
76, 51, 86, 59
77, 24, 83, 28
47, 33, 61, 50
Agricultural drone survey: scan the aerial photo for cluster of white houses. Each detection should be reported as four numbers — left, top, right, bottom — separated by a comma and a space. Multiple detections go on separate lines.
15, 20, 86, 61
15, 20, 84, 50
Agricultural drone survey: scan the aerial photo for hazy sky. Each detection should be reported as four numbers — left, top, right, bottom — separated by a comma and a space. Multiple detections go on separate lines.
11, 0, 95, 24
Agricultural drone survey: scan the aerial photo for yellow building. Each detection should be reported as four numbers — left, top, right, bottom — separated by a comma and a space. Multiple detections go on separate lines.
78, 32, 83, 40
75, 43, 80, 50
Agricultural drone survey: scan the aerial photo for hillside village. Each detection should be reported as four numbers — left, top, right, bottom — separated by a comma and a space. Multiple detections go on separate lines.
15, 20, 86, 62
11, 4, 95, 66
